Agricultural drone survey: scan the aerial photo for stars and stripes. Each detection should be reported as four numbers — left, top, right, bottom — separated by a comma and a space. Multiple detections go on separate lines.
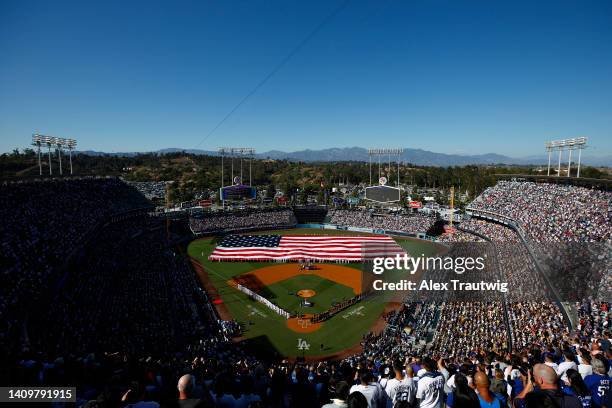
208, 234, 405, 261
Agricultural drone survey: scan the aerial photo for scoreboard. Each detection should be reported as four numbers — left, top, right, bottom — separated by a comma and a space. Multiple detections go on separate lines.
364, 186, 400, 203
220, 185, 257, 200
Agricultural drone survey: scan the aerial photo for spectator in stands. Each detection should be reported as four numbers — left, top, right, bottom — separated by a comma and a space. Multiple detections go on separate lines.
349, 371, 386, 408
121, 381, 161, 408
212, 375, 238, 408
322, 381, 350, 408
562, 369, 593, 408
235, 376, 262, 408
474, 372, 502, 408
521, 364, 582, 408
558, 351, 579, 382
584, 358, 611, 408
415, 358, 444, 408
578, 351, 594, 379
599, 331, 611, 354
544, 354, 559, 372
445, 373, 479, 408
176, 374, 210, 408
489, 369, 508, 404
347, 391, 369, 408
384, 361, 417, 407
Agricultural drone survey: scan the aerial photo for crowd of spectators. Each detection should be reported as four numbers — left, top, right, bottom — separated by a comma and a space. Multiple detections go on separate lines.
469, 181, 612, 242
0, 178, 152, 350
6, 328, 611, 408
534, 243, 611, 305
189, 209, 296, 234
328, 210, 435, 234
437, 229, 485, 243
125, 181, 167, 202
35, 216, 210, 356
577, 301, 610, 341
443, 217, 569, 351
432, 302, 509, 356
458, 219, 521, 243
2, 178, 611, 408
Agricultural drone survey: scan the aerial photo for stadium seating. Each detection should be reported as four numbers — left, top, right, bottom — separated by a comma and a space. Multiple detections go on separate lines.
189, 208, 296, 234
292, 205, 329, 224
328, 209, 435, 234
469, 180, 612, 242
0, 178, 153, 348
1, 178, 610, 408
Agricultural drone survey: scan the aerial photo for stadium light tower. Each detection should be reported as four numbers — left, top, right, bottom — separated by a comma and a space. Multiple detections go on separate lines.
218, 147, 256, 187
57, 140, 63, 175
32, 134, 78, 176
46, 136, 53, 175
32, 134, 43, 175
65, 138, 77, 175
367, 148, 404, 188
545, 137, 587, 178
217, 147, 256, 209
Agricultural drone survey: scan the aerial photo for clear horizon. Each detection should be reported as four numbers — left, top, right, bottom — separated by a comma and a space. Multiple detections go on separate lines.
39, 145, 612, 160
1, 0, 611, 156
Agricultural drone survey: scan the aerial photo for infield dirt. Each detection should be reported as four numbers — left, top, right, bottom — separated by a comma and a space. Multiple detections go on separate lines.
229, 263, 362, 294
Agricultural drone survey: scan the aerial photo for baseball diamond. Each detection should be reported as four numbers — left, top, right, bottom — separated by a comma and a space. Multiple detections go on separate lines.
188, 228, 442, 358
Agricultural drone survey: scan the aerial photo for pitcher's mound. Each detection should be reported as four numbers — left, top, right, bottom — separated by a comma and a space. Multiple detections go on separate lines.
297, 289, 316, 298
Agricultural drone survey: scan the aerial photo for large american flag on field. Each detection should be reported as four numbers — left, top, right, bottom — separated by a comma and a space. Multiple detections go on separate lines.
208, 234, 406, 261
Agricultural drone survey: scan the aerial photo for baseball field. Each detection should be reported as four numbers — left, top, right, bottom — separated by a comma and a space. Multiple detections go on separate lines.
187, 229, 441, 359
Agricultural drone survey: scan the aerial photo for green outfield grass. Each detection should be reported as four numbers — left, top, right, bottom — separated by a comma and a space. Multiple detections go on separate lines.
187, 228, 442, 358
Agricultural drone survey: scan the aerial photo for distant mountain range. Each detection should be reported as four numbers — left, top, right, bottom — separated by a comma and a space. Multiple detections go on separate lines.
78, 147, 612, 167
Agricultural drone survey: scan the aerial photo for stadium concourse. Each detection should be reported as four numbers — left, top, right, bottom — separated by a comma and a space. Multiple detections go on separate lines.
1, 177, 611, 408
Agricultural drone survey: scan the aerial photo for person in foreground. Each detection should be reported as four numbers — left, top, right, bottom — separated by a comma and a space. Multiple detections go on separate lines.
322, 381, 350, 408
583, 358, 611, 408
445, 372, 479, 408
175, 374, 211, 408
415, 358, 445, 408
473, 372, 503, 408
517, 364, 582, 408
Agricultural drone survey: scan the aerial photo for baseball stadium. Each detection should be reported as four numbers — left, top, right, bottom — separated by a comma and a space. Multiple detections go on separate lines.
2, 1, 612, 407
2, 156, 611, 408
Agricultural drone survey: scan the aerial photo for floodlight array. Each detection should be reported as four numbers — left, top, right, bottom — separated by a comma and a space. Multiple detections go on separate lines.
32, 134, 77, 148
368, 148, 404, 155
217, 147, 256, 200
30, 133, 78, 176
218, 147, 255, 155
366, 147, 404, 195
544, 137, 587, 178
545, 137, 587, 150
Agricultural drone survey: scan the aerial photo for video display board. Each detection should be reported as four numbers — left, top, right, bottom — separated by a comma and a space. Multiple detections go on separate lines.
364, 186, 400, 203
220, 185, 257, 200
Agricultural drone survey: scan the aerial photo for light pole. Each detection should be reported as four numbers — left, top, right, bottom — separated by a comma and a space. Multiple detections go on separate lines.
57, 143, 63, 175
32, 134, 77, 177
545, 142, 553, 176
47, 142, 52, 175
31, 134, 42, 175
545, 137, 587, 178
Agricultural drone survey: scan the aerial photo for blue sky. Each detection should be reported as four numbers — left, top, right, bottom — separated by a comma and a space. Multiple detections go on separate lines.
1, 0, 611, 157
